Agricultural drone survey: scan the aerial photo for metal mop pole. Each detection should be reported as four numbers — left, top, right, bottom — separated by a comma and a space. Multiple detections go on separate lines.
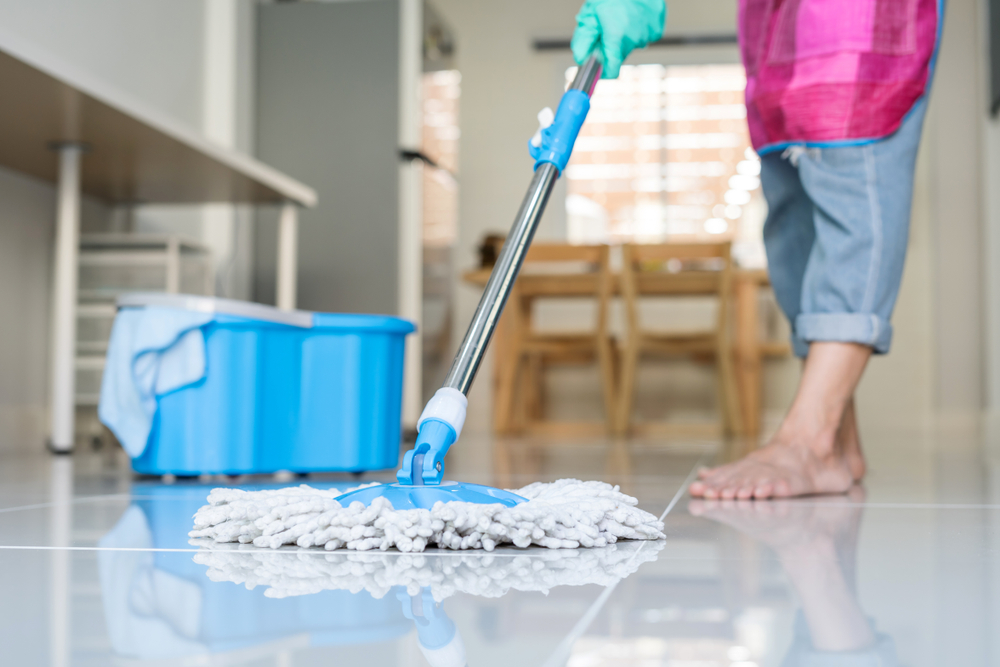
384, 55, 602, 490
443, 56, 603, 395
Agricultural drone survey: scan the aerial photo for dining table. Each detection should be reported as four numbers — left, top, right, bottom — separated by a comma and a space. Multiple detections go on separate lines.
461, 265, 789, 440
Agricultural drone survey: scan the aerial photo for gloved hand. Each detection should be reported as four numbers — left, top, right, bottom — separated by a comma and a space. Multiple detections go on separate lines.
571, 0, 666, 79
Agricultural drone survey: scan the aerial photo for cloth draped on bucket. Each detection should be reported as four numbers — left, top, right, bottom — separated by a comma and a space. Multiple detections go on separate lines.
99, 307, 213, 458
739, 0, 941, 153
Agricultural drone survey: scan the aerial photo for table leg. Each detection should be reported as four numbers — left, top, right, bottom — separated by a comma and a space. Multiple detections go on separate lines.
735, 276, 762, 443
49, 144, 84, 453
492, 286, 524, 434
276, 201, 298, 311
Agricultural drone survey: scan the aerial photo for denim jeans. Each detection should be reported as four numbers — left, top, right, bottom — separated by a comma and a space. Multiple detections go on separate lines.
760, 98, 929, 357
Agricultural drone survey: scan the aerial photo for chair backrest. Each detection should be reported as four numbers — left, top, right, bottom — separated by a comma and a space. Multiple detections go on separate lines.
625, 242, 731, 263
524, 242, 608, 265
517, 243, 612, 334
518, 242, 611, 282
620, 241, 733, 332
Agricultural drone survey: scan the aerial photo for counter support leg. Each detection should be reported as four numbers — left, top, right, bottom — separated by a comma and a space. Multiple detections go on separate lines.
49, 144, 84, 453
276, 202, 298, 311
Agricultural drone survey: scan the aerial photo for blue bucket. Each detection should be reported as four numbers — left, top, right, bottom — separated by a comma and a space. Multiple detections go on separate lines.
116, 295, 415, 475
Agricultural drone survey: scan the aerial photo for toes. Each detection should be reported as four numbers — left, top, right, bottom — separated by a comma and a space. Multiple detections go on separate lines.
688, 480, 707, 497
752, 483, 773, 499
700, 463, 735, 482
720, 486, 737, 500
773, 479, 792, 497
736, 486, 755, 500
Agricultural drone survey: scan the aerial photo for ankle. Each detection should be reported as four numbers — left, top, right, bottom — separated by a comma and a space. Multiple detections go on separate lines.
773, 410, 841, 456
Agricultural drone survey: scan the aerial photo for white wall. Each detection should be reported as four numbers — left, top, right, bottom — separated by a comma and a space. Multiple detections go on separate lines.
0, 0, 256, 451
432, 0, 952, 444
979, 0, 1000, 439
930, 0, 986, 420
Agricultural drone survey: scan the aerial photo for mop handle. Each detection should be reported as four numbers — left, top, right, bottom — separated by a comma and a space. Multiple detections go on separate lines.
442, 56, 602, 395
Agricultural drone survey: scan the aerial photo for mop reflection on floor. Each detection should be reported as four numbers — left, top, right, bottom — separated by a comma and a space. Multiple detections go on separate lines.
689, 490, 900, 667
192, 540, 662, 600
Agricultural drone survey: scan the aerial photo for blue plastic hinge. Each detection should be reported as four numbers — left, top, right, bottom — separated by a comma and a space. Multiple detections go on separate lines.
528, 89, 591, 174
396, 418, 456, 486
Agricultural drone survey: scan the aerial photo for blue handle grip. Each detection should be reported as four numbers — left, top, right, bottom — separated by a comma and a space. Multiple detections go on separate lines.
528, 89, 591, 174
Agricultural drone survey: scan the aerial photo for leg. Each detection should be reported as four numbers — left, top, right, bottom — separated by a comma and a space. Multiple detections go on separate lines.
760, 152, 817, 358
615, 332, 640, 435
716, 327, 743, 437
49, 144, 84, 453
690, 341, 869, 499
691, 101, 928, 499
734, 274, 762, 441
493, 287, 528, 434
276, 202, 298, 310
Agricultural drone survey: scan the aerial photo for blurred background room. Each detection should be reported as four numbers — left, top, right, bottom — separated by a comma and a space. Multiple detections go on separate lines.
2, 0, 1000, 665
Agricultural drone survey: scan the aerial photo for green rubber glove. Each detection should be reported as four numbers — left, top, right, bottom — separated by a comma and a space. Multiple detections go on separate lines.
571, 0, 666, 79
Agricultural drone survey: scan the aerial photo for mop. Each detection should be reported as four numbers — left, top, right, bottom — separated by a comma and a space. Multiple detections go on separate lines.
190, 56, 665, 552
190, 479, 663, 551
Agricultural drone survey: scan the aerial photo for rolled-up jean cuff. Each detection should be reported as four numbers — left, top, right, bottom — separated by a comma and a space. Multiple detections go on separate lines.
793, 313, 893, 356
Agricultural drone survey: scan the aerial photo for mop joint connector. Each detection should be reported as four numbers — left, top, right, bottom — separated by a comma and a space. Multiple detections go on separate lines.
528, 89, 590, 175
397, 418, 456, 486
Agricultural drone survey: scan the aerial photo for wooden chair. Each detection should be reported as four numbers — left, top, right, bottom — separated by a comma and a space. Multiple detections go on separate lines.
493, 243, 617, 435
616, 242, 743, 437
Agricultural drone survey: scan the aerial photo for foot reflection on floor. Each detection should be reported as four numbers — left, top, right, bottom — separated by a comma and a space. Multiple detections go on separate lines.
689, 489, 898, 666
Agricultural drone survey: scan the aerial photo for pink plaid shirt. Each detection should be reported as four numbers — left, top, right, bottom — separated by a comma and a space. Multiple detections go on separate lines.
739, 0, 941, 153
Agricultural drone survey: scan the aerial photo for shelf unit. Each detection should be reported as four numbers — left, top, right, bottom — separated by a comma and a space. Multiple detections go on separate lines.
74, 233, 215, 406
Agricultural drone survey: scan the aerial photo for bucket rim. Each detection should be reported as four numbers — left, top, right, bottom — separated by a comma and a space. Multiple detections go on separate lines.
312, 312, 416, 334
117, 292, 313, 327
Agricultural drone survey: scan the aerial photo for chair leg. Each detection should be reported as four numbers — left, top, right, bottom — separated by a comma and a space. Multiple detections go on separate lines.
524, 352, 544, 423
494, 348, 523, 435
716, 338, 744, 437
493, 436, 513, 489
616, 337, 639, 436
597, 337, 617, 434
606, 436, 632, 483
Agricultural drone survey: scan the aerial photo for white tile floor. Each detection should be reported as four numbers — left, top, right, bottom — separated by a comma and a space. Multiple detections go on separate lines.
2, 434, 1000, 666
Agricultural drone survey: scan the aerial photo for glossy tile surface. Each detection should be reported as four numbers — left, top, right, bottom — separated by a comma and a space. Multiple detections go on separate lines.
3, 436, 1000, 666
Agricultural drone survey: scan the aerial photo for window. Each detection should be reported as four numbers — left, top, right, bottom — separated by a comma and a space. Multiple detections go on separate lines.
420, 70, 460, 398
565, 64, 766, 267
422, 70, 460, 247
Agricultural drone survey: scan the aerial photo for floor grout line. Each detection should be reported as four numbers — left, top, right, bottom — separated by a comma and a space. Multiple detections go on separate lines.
0, 493, 132, 514
759, 501, 1000, 509
539, 455, 706, 667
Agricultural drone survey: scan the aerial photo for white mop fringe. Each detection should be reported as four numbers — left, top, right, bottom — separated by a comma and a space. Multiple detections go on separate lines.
189, 479, 665, 552
192, 540, 664, 601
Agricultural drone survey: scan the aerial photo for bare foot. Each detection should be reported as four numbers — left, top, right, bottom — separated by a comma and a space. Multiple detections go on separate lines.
690, 397, 866, 499
691, 342, 871, 500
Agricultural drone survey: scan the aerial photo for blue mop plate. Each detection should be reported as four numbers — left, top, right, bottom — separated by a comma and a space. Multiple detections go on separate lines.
335, 481, 526, 510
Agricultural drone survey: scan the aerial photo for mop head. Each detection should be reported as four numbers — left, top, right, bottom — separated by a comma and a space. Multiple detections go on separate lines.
192, 540, 663, 600
189, 479, 665, 552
